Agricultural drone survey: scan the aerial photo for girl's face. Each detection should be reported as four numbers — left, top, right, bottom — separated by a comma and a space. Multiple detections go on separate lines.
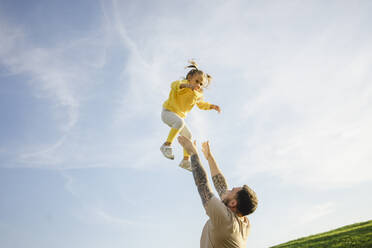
189, 73, 206, 89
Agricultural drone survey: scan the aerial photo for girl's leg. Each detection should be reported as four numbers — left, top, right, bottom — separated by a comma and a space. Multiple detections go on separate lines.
160, 109, 185, 160
161, 109, 185, 144
161, 109, 185, 145
179, 124, 192, 160
165, 128, 179, 145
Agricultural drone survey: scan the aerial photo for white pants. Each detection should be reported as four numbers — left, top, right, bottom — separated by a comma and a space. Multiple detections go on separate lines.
161, 109, 192, 139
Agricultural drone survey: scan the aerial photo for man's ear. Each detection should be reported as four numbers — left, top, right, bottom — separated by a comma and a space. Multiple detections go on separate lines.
229, 199, 237, 208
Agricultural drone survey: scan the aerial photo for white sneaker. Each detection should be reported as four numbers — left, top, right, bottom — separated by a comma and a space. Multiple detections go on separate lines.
179, 159, 192, 172
160, 144, 174, 160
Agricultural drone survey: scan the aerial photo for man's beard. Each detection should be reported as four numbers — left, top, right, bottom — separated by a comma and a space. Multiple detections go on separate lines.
222, 198, 230, 206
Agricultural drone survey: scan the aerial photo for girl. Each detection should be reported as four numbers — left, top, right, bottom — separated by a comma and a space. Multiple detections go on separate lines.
160, 60, 221, 171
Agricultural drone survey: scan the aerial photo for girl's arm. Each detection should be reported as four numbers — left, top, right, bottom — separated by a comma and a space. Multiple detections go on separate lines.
196, 101, 221, 113
180, 83, 199, 90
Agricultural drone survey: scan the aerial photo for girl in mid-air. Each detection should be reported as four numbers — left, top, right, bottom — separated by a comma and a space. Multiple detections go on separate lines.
160, 60, 221, 171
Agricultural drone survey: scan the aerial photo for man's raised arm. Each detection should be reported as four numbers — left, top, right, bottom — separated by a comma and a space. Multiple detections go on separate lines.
202, 141, 229, 199
177, 136, 214, 208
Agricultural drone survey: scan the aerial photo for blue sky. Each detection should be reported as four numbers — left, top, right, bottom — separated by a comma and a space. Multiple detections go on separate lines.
1, 0, 372, 247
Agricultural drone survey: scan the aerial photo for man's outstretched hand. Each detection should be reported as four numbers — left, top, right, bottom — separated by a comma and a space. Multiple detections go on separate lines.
201, 141, 212, 160
177, 136, 198, 156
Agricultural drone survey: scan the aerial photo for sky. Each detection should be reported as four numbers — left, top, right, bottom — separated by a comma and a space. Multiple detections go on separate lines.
1, 0, 372, 247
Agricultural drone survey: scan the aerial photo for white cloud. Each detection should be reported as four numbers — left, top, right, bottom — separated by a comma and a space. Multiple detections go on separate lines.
61, 171, 80, 198
0, 35, 80, 131
17, 136, 67, 166
0, 13, 112, 167
234, 37, 372, 188
93, 208, 135, 226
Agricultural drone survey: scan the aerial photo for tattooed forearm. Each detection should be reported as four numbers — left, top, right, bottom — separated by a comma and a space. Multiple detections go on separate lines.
212, 173, 228, 198
191, 154, 214, 207
196, 184, 214, 207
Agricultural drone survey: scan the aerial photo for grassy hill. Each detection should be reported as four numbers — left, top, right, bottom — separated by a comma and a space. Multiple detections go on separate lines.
271, 220, 372, 248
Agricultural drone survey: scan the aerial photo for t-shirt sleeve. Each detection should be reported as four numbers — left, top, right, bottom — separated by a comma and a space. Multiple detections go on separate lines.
196, 99, 211, 110
205, 196, 231, 226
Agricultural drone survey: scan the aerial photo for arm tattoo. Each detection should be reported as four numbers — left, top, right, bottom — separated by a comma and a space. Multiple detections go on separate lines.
212, 173, 228, 198
191, 154, 214, 207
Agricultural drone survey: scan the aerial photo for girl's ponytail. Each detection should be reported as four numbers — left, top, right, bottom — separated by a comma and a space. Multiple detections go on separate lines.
205, 73, 212, 88
185, 60, 199, 70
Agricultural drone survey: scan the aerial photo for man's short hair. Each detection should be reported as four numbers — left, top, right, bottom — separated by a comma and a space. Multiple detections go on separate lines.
236, 185, 258, 216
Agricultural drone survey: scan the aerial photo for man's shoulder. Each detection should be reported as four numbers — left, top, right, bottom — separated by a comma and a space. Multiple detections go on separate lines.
206, 196, 233, 222
206, 195, 223, 207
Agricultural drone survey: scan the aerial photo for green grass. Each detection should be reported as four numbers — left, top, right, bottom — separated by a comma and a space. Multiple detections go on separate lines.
271, 220, 372, 248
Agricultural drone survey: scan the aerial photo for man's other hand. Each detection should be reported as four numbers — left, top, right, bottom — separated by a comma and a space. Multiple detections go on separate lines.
202, 141, 212, 160
177, 136, 198, 155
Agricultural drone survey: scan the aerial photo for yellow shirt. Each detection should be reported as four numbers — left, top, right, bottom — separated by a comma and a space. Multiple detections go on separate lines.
163, 80, 211, 118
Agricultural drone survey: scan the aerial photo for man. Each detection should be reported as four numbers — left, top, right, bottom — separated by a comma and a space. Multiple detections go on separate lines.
177, 136, 258, 248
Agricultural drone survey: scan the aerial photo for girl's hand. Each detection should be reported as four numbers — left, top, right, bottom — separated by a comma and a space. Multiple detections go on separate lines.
211, 104, 221, 113
201, 141, 212, 159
